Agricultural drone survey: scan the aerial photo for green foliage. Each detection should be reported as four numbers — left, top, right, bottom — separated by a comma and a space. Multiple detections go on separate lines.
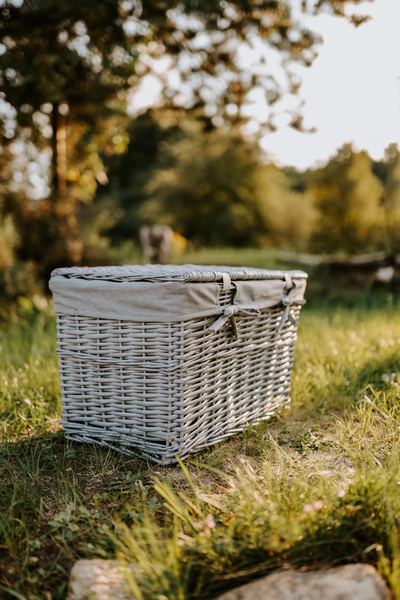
102, 131, 400, 256
99, 111, 183, 243
0, 0, 134, 123
256, 164, 317, 250
0, 0, 137, 287
101, 115, 317, 249
143, 127, 317, 249
307, 146, 385, 253
0, 299, 59, 435
373, 144, 400, 253
141, 124, 267, 247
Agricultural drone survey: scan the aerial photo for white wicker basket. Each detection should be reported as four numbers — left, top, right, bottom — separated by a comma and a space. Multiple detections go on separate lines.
49, 265, 307, 463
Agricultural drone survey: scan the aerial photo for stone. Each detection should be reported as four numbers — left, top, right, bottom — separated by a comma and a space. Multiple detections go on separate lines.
67, 559, 137, 600
67, 561, 390, 600
214, 564, 390, 600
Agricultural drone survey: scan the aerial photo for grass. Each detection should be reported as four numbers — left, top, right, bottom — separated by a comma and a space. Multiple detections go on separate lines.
2, 285, 400, 598
176, 247, 285, 270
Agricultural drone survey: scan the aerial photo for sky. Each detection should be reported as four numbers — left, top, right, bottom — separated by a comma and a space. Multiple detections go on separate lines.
129, 0, 400, 171
259, 0, 400, 170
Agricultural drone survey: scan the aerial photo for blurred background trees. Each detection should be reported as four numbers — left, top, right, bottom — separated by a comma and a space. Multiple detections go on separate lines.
101, 128, 400, 255
306, 146, 386, 254
3, 0, 400, 302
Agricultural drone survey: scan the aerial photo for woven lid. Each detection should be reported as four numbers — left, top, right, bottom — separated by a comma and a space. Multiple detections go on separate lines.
49, 264, 307, 323
50, 264, 307, 283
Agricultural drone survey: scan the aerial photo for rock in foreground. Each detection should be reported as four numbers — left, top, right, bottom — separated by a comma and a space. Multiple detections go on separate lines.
67, 559, 137, 600
215, 564, 390, 600
67, 561, 390, 600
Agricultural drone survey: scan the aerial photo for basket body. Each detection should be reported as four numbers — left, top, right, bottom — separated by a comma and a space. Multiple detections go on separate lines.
50, 265, 307, 463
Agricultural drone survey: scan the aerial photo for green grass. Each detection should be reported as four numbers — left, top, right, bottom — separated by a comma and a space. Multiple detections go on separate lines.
175, 247, 285, 270
2, 291, 400, 599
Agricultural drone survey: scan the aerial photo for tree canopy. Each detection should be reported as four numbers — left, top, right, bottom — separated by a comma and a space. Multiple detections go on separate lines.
1, 0, 374, 141
0, 0, 376, 298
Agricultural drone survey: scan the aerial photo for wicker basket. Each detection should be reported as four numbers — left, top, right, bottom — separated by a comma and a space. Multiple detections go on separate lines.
49, 265, 307, 463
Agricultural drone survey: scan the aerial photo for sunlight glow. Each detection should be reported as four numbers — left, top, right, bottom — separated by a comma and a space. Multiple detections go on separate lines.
260, 0, 400, 169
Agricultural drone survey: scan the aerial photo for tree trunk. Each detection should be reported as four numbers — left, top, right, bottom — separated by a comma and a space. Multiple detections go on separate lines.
51, 102, 67, 197
51, 102, 59, 197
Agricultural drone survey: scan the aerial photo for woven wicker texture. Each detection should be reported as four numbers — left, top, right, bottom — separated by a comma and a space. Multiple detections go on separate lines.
52, 265, 307, 463
52, 264, 307, 283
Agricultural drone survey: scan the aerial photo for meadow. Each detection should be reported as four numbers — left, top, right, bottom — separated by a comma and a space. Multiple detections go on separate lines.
2, 267, 400, 599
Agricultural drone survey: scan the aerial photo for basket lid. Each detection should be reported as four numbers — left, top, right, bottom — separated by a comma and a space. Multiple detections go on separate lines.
50, 264, 307, 284
49, 264, 307, 323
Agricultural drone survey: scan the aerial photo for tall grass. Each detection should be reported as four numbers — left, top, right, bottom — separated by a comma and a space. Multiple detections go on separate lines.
0, 298, 59, 437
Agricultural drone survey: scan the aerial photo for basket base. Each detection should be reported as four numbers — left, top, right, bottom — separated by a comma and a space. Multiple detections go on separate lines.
61, 399, 290, 464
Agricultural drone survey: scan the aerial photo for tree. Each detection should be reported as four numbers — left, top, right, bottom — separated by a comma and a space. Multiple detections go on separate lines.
111, 116, 315, 249
139, 122, 266, 247
0, 0, 135, 192
1, 0, 371, 162
255, 163, 317, 250
96, 110, 182, 244
0, 0, 374, 294
308, 145, 385, 254
373, 145, 400, 254
0, 0, 138, 280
